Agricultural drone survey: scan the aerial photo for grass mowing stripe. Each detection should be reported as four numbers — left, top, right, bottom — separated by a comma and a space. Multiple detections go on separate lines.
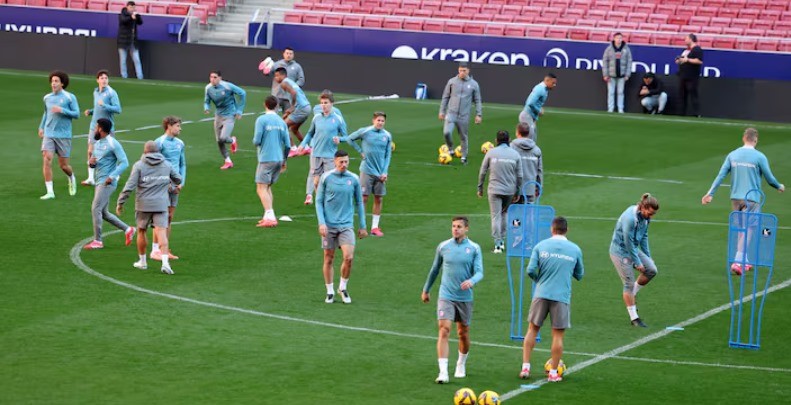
500, 276, 791, 401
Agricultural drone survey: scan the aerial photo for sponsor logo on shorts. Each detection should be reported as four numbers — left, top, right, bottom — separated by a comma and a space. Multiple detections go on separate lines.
438, 310, 445, 317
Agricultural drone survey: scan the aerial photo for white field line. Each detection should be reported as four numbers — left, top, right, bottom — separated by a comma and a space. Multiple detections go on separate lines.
70, 215, 791, 384
548, 171, 684, 184
500, 276, 791, 401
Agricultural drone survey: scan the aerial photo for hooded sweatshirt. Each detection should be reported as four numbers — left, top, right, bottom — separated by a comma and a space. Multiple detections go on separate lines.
117, 152, 182, 212
510, 137, 543, 197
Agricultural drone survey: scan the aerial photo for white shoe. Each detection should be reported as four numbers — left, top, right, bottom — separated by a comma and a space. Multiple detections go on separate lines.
133, 260, 147, 270
454, 363, 466, 378
40, 193, 55, 200
435, 372, 449, 384
338, 289, 352, 304
161, 264, 174, 275
68, 177, 77, 196
81, 179, 95, 186
325, 293, 334, 304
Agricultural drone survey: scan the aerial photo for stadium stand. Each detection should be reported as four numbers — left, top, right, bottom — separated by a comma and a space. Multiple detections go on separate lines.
5, 0, 216, 24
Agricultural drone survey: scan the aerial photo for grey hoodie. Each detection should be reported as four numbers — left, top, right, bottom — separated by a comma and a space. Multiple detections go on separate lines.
510, 137, 543, 197
117, 152, 182, 212
478, 144, 523, 196
439, 75, 483, 119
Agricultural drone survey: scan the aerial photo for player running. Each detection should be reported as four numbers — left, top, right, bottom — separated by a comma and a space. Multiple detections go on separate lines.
82, 70, 122, 186
339, 111, 392, 236
610, 193, 660, 328
422, 216, 484, 384
297, 93, 347, 205
204, 70, 246, 170
519, 216, 584, 382
274, 67, 311, 145
439, 62, 482, 165
701, 128, 784, 274
39, 70, 80, 200
151, 116, 186, 260
253, 96, 291, 227
267, 47, 305, 113
520, 73, 558, 142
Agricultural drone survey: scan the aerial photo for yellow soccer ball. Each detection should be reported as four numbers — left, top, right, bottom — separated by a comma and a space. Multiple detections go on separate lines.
438, 153, 453, 165
454, 145, 463, 158
478, 390, 501, 405
391, 141, 396, 152
439, 144, 450, 154
481, 141, 494, 154
454, 387, 477, 405
544, 358, 567, 376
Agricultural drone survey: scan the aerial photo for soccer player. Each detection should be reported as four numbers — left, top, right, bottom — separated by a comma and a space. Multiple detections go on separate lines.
253, 96, 290, 227
315, 150, 368, 304
339, 111, 392, 236
439, 62, 483, 165
82, 69, 122, 186
520, 73, 558, 142
477, 130, 523, 253
117, 141, 182, 274
204, 70, 246, 170
151, 116, 187, 260
610, 193, 660, 327
268, 47, 305, 113
83, 118, 135, 250
298, 93, 347, 205
274, 67, 311, 144
422, 216, 484, 384
297, 90, 345, 198
511, 122, 543, 203
39, 70, 80, 200
701, 128, 784, 274
519, 216, 584, 382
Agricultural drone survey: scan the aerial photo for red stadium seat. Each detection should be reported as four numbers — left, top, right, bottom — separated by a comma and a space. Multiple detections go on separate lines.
659, 23, 680, 32
726, 0, 747, 8
577, 19, 596, 28
717, 8, 739, 18
752, 20, 774, 30
565, 8, 584, 19
712, 37, 736, 49
744, 28, 766, 36
778, 42, 791, 53
411, 9, 431, 17
618, 21, 639, 31
512, 15, 534, 24
423, 20, 444, 32
676, 7, 695, 18
546, 28, 568, 39
401, 0, 419, 8
773, 21, 791, 31
652, 34, 673, 45
569, 29, 589, 40
440, 1, 460, 12
670, 36, 686, 46
484, 23, 506, 36
681, 24, 702, 34
760, 10, 781, 20
655, 5, 676, 15
293, 2, 311, 10
596, 20, 617, 29
191, 5, 208, 24
782, 11, 791, 21
360, 0, 378, 8
148, 2, 166, 14
521, 5, 541, 15
698, 37, 714, 48
107, 0, 126, 11
627, 12, 648, 23
69, 0, 88, 8
168, 4, 190, 15
47, 0, 67, 7
556, 17, 576, 27
738, 9, 759, 19
382, 17, 403, 29
534, 16, 555, 25
667, 15, 689, 26
542, 6, 564, 18
746, 0, 768, 9
313, 3, 333, 11
323, 14, 343, 26
283, 12, 302, 23
488, 0, 506, 4
197, 0, 217, 16
721, 27, 743, 35
491, 14, 513, 22
380, 0, 399, 9
86, 0, 107, 10
736, 38, 758, 50
701, 26, 725, 34
402, 18, 423, 30
525, 26, 546, 37
510, 0, 530, 6
766, 0, 789, 11
460, 3, 480, 14
505, 26, 527, 37
363, 16, 384, 27
730, 18, 751, 29
420, 0, 439, 11
331, 4, 352, 12
502, 4, 521, 15
26, 0, 45, 6
689, 16, 710, 26
391, 8, 413, 16
756, 39, 779, 51
585, 9, 606, 20
607, 10, 627, 21
531, 0, 550, 6
342, 15, 363, 26
630, 32, 651, 44
633, 4, 655, 14
706, 0, 726, 7
480, 4, 501, 14
444, 22, 463, 32
589, 31, 609, 41
463, 23, 485, 34
302, 14, 321, 24
710, 17, 731, 27
432, 10, 454, 19
647, 14, 669, 24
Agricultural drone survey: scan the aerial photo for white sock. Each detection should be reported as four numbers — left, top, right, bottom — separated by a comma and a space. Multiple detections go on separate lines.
549, 369, 558, 376
339, 277, 349, 291
138, 254, 146, 264
372, 214, 381, 229
45, 181, 54, 194
457, 351, 468, 365
152, 243, 160, 252
68, 173, 75, 184
265, 209, 275, 220
438, 358, 448, 374
225, 157, 232, 163
325, 283, 334, 295
162, 253, 170, 268
632, 283, 643, 296
522, 362, 531, 371
627, 305, 639, 321
734, 251, 745, 263
87, 166, 95, 181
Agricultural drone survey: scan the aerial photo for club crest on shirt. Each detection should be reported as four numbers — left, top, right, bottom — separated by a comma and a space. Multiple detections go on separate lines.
220, 91, 226, 96
346, 180, 352, 185
540, 251, 549, 259
382, 136, 387, 141
465, 247, 471, 254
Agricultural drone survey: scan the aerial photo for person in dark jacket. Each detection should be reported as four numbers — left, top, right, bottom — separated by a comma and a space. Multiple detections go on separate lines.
118, 1, 144, 79
676, 33, 704, 116
638, 73, 668, 114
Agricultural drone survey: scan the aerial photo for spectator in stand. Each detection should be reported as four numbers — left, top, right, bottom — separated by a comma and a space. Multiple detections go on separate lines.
676, 34, 704, 117
601, 32, 632, 114
638, 73, 668, 114
118, 1, 144, 80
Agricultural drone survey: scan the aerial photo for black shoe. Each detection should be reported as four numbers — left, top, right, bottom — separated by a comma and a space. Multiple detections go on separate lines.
631, 318, 647, 328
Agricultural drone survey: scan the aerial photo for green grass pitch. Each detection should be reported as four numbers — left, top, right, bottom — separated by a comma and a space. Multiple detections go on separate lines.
1, 68, 790, 404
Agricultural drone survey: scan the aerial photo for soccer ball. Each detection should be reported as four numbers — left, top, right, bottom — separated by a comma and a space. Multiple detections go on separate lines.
454, 388, 477, 405
391, 141, 396, 152
258, 56, 274, 75
438, 153, 453, 165
481, 141, 494, 154
439, 144, 450, 154
544, 358, 567, 376
454, 145, 463, 158
478, 390, 500, 405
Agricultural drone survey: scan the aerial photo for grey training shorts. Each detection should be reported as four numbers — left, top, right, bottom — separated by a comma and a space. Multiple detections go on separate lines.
527, 298, 571, 329
41, 137, 72, 158
288, 105, 311, 125
360, 171, 386, 196
168, 189, 179, 208
321, 227, 355, 250
136, 211, 168, 230
256, 161, 282, 184
311, 156, 335, 177
731, 199, 760, 213
437, 299, 473, 326
610, 252, 658, 292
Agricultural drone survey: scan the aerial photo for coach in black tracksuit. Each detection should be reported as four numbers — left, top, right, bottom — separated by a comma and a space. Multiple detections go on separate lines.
118, 1, 144, 79
676, 34, 704, 117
